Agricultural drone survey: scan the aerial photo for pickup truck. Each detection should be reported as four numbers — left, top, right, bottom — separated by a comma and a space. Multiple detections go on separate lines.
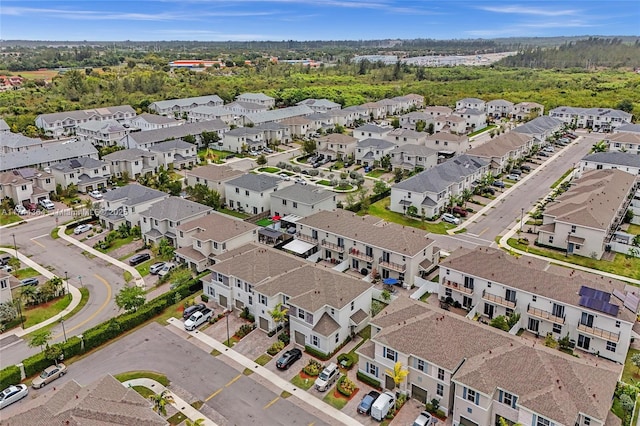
184, 308, 213, 331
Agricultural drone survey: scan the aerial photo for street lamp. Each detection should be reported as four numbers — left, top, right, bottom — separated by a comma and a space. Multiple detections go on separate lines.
60, 319, 67, 343
11, 233, 17, 257
224, 308, 232, 347
64, 271, 70, 298
16, 296, 24, 329
520, 208, 525, 233
78, 276, 83, 288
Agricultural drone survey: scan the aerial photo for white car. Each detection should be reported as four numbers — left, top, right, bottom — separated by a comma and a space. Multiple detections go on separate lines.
412, 411, 434, 426
505, 174, 520, 181
89, 190, 103, 199
39, 199, 55, 210
279, 173, 291, 181
14, 205, 27, 215
74, 224, 93, 235
442, 213, 460, 225
0, 384, 28, 410
149, 262, 166, 275
158, 262, 175, 277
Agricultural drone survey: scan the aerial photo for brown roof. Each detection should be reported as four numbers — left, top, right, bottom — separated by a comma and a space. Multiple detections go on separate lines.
0, 171, 29, 185
350, 308, 368, 325
177, 211, 258, 242
605, 131, 640, 144
425, 132, 468, 142
297, 209, 434, 257
186, 164, 243, 182
467, 132, 532, 158
312, 312, 341, 336
317, 133, 358, 144
440, 247, 635, 321
280, 116, 312, 125
424, 106, 452, 115
543, 169, 637, 230
356, 340, 375, 359
175, 245, 206, 262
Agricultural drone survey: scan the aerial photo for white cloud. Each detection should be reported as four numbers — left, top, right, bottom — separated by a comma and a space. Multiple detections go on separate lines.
478, 5, 578, 17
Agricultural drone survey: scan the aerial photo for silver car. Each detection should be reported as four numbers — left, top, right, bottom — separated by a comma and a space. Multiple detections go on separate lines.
0, 384, 28, 409
149, 262, 166, 275
32, 363, 67, 389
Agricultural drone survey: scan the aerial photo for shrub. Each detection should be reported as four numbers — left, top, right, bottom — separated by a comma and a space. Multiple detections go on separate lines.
201, 294, 209, 303
337, 353, 356, 369
395, 393, 407, 410
0, 365, 21, 389
337, 375, 357, 397
240, 306, 255, 323
236, 323, 255, 339
267, 341, 285, 356
61, 336, 83, 358
22, 351, 53, 377
303, 359, 322, 376
356, 371, 382, 390
305, 345, 330, 361
278, 331, 290, 345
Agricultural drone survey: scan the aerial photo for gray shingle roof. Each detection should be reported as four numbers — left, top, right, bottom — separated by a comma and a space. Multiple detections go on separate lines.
297, 99, 341, 109
393, 154, 487, 193
237, 92, 274, 102
226, 127, 264, 137
390, 143, 437, 156
149, 139, 194, 152
271, 184, 334, 205
355, 124, 390, 133
226, 173, 282, 191
357, 138, 396, 149
0, 118, 10, 131
253, 122, 288, 131
225, 101, 268, 111
102, 184, 168, 206
0, 132, 44, 149
616, 124, 640, 134
0, 140, 99, 172
36, 105, 135, 125
581, 151, 640, 168
51, 156, 106, 172
487, 99, 514, 107
76, 120, 126, 132
244, 105, 313, 125
149, 95, 223, 110
140, 197, 212, 221
133, 113, 181, 125
189, 105, 233, 116
123, 120, 228, 146
550, 106, 632, 120
513, 116, 563, 135
103, 148, 155, 161
458, 97, 485, 104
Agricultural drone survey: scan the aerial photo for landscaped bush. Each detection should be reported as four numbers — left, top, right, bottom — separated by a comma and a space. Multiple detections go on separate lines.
337, 353, 356, 369
235, 323, 255, 339
267, 341, 285, 356
337, 375, 357, 397
303, 359, 322, 376
61, 336, 83, 358
305, 345, 330, 361
200, 294, 209, 303
277, 330, 290, 345
0, 365, 21, 388
356, 371, 382, 390
239, 307, 255, 323
22, 351, 53, 377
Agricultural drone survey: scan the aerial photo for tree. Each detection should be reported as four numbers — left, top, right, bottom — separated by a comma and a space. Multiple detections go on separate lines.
384, 361, 409, 390
158, 238, 175, 259
20, 285, 39, 306
461, 188, 473, 207
115, 285, 146, 312
590, 140, 607, 153
183, 134, 196, 144
29, 329, 52, 351
616, 99, 634, 113
150, 390, 174, 416
393, 168, 403, 183
0, 301, 18, 323
256, 154, 267, 166
380, 154, 391, 171
372, 180, 388, 195
620, 393, 634, 413
301, 139, 317, 156
498, 418, 523, 426
631, 352, 640, 374
7, 256, 20, 274
633, 234, 640, 248
185, 420, 206, 426
406, 205, 418, 217
426, 122, 435, 135
44, 343, 63, 366
268, 302, 288, 331
391, 117, 400, 129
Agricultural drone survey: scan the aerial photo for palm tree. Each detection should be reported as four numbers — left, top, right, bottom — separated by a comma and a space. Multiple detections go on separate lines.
384, 361, 409, 391
590, 140, 607, 153
150, 390, 174, 416
461, 188, 473, 208
20, 285, 39, 306
185, 419, 205, 426
268, 303, 288, 332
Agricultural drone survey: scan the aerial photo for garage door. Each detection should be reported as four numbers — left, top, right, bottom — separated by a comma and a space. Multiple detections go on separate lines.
411, 384, 428, 403
259, 317, 269, 331
294, 331, 306, 346
219, 295, 228, 308
460, 416, 479, 426
384, 375, 395, 391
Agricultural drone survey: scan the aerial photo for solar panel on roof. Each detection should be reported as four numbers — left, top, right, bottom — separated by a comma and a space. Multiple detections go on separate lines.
579, 286, 610, 301
625, 294, 640, 313
604, 304, 619, 317
579, 286, 596, 298
613, 289, 626, 301
70, 159, 81, 168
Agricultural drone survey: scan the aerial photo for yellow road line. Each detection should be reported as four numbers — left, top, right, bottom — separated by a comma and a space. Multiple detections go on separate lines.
31, 238, 46, 248
477, 227, 489, 237
205, 388, 223, 401
225, 374, 241, 387
52, 273, 111, 338
264, 396, 279, 409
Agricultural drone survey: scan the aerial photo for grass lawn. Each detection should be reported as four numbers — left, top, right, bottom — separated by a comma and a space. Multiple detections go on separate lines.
335, 184, 353, 191
323, 389, 349, 410
258, 167, 280, 173
167, 411, 187, 425
23, 295, 73, 328
1, 214, 22, 226
626, 224, 640, 235
622, 348, 640, 384
134, 258, 160, 277
468, 124, 496, 137
95, 235, 136, 253
131, 385, 155, 399
256, 218, 274, 227
550, 168, 575, 189
291, 373, 315, 390
15, 268, 40, 280
153, 293, 202, 325
218, 208, 250, 219
254, 354, 272, 366
114, 371, 170, 386
50, 227, 60, 239
24, 288, 91, 337
507, 238, 640, 280
317, 180, 332, 186
365, 169, 386, 178
611, 396, 626, 421
367, 198, 455, 235
419, 292, 431, 302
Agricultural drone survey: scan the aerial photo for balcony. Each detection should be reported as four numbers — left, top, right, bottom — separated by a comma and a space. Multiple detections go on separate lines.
578, 323, 620, 343
442, 279, 473, 295
296, 232, 318, 245
378, 257, 406, 273
527, 305, 565, 325
349, 247, 374, 263
482, 290, 516, 308
321, 239, 345, 253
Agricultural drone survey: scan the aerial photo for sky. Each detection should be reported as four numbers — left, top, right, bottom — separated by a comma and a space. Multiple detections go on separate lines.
1, 0, 639, 41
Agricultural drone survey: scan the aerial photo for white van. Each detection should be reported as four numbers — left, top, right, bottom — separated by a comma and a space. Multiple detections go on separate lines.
314, 362, 339, 392
371, 391, 396, 421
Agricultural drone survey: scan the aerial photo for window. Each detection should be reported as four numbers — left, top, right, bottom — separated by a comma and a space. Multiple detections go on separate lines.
436, 383, 444, 397
464, 276, 474, 289
437, 368, 445, 381
532, 295, 537, 302
258, 294, 267, 305
245, 190, 249, 196
606, 341, 617, 352
466, 388, 476, 403
548, 236, 554, 243
616, 320, 621, 328
584, 417, 591, 426
535, 415, 551, 426
293, 202, 298, 208
552, 323, 562, 334
367, 363, 379, 377
298, 308, 306, 320
416, 359, 426, 372
282, 199, 287, 206
384, 347, 397, 362
197, 240, 201, 247
235, 188, 239, 193
311, 335, 319, 347
236, 279, 242, 288
335, 333, 339, 343
351, 301, 355, 311
0, 280, 6, 289
487, 282, 492, 288
505, 289, 516, 302
570, 225, 576, 233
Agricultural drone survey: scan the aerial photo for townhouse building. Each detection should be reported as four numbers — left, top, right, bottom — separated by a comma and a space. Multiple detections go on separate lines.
424, 132, 470, 155
467, 132, 534, 174
118, 120, 229, 150
549, 106, 632, 132
99, 184, 168, 230
486, 99, 514, 118
536, 169, 638, 259
296, 99, 341, 112
223, 101, 268, 115
455, 98, 486, 112
390, 155, 489, 217
242, 105, 314, 126
342, 105, 370, 122
35, 105, 136, 137
187, 106, 236, 125
184, 164, 244, 199
0, 271, 13, 304
579, 152, 640, 177
129, 113, 183, 131
438, 246, 635, 364
325, 109, 357, 127
0, 169, 55, 206
50, 157, 111, 193
236, 93, 275, 109
224, 173, 284, 215
606, 132, 640, 155
175, 212, 259, 272
0, 132, 47, 154
270, 184, 336, 219
512, 102, 544, 121
512, 116, 564, 144
392, 94, 425, 110
399, 111, 433, 131
305, 112, 335, 133
295, 209, 439, 286
452, 108, 487, 132
0, 139, 99, 173
389, 144, 438, 171
222, 127, 265, 153
140, 197, 213, 246
103, 148, 159, 180
376, 99, 401, 116
353, 124, 393, 141
280, 116, 312, 138
148, 95, 223, 116
316, 133, 358, 160
205, 244, 372, 355
435, 115, 467, 135
75, 120, 129, 147
385, 128, 427, 145
148, 139, 198, 169
254, 122, 291, 145
355, 138, 397, 166
424, 106, 453, 119
615, 124, 640, 135
360, 102, 387, 120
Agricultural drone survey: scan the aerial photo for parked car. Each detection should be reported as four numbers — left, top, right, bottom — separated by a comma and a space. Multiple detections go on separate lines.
182, 303, 206, 320
371, 391, 396, 421
39, 199, 55, 210
149, 262, 166, 275
505, 174, 520, 181
157, 262, 175, 277
520, 165, 531, 172
543, 146, 554, 153
412, 411, 434, 426
510, 169, 522, 175
452, 206, 468, 217
442, 213, 460, 225
20, 278, 39, 286
32, 363, 67, 389
263, 147, 273, 154
14, 205, 27, 215
538, 151, 550, 157
0, 255, 12, 266
314, 363, 340, 391
89, 190, 103, 199
493, 180, 505, 188
482, 187, 496, 196
0, 384, 28, 410
276, 348, 303, 370
24, 202, 38, 212
128, 253, 151, 266
294, 178, 307, 185
357, 390, 380, 415
279, 173, 291, 181
184, 308, 213, 331
0, 265, 12, 273
74, 224, 93, 235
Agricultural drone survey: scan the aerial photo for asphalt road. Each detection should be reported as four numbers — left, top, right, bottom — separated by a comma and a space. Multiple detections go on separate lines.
2, 323, 330, 426
1, 212, 127, 367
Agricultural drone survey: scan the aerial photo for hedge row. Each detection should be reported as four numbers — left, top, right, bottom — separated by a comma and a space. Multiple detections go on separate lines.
356, 371, 382, 390
0, 366, 21, 389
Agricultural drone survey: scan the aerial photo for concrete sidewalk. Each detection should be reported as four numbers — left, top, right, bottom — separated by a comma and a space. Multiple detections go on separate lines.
57, 223, 145, 288
122, 377, 217, 426
167, 317, 363, 426
0, 247, 82, 338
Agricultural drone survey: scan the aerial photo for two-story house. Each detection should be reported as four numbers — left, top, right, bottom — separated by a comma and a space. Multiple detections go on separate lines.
452, 108, 487, 133
353, 124, 393, 141
455, 98, 486, 112
389, 144, 438, 171
316, 133, 358, 161
549, 106, 632, 132
360, 102, 387, 120
76, 120, 128, 147
384, 128, 427, 146
224, 173, 284, 215
222, 127, 265, 153
118, 120, 229, 150
424, 106, 453, 119
103, 148, 159, 180
0, 169, 55, 206
187, 106, 236, 125
148, 95, 224, 116
99, 184, 169, 230
242, 105, 314, 127
435, 115, 467, 135
512, 101, 544, 121
390, 155, 489, 217
297, 99, 341, 112
270, 184, 336, 219
355, 138, 397, 167
578, 152, 640, 178
486, 99, 514, 118
399, 112, 433, 131
392, 94, 424, 110
0, 140, 99, 173
424, 132, 470, 155
254, 122, 291, 145
295, 209, 439, 286
236, 93, 275, 109
50, 157, 111, 193
184, 164, 244, 200
149, 139, 198, 169
0, 271, 19, 304
438, 246, 635, 364
606, 132, 640, 155
140, 197, 213, 246
223, 101, 268, 115
175, 212, 259, 272
512, 116, 564, 144
280, 116, 312, 138
536, 169, 638, 259
467, 132, 534, 174
35, 105, 136, 137
129, 113, 183, 131
0, 132, 47, 154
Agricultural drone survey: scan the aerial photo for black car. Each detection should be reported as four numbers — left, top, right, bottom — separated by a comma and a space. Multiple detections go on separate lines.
357, 390, 381, 415
182, 303, 206, 320
493, 180, 505, 188
276, 348, 302, 370
129, 253, 151, 266
521, 165, 531, 172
